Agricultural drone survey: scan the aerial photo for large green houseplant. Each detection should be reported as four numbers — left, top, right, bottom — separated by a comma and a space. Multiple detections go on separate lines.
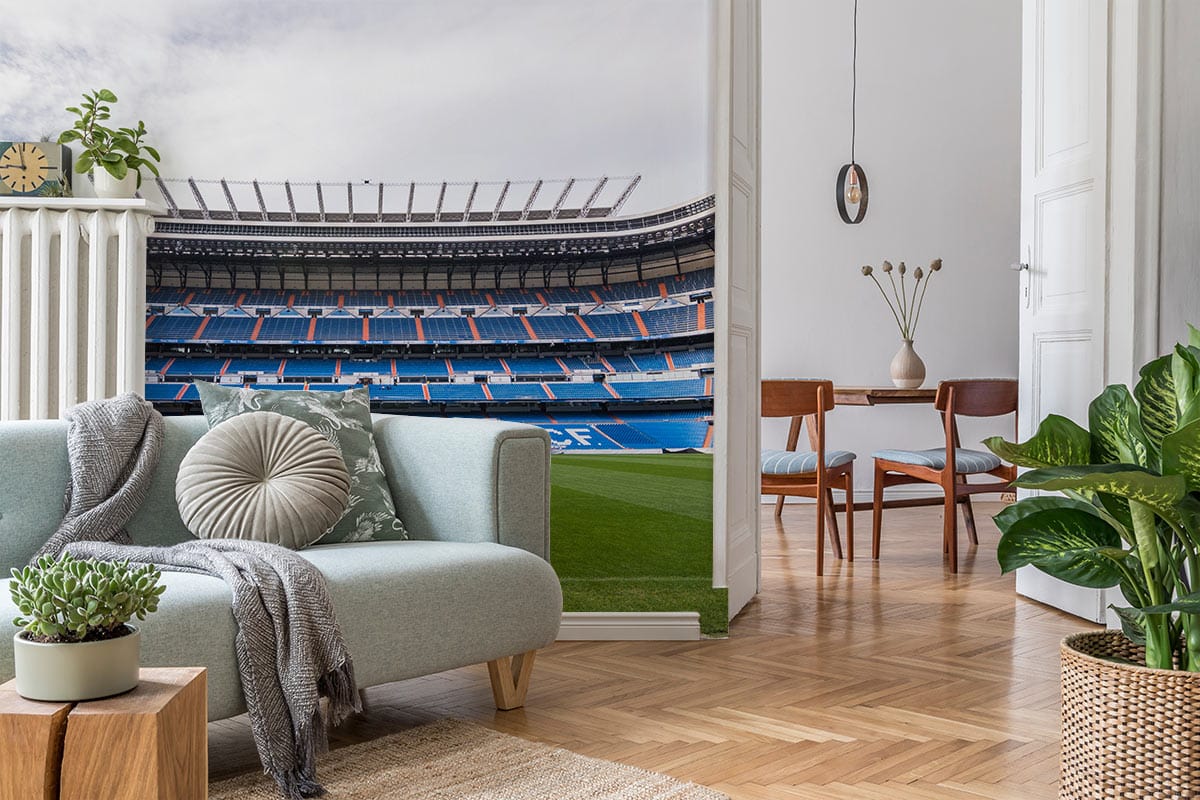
986, 326, 1200, 798
987, 325, 1200, 671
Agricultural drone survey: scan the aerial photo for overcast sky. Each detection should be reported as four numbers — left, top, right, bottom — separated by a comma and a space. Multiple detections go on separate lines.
0, 0, 714, 213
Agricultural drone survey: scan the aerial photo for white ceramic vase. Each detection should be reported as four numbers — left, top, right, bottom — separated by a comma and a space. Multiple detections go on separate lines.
12, 625, 141, 701
92, 168, 138, 199
890, 339, 926, 389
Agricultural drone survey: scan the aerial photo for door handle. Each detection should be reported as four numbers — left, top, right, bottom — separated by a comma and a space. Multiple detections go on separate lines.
1010, 261, 1030, 272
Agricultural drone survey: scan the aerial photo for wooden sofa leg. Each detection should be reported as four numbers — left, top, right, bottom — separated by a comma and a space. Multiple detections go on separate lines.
487, 650, 537, 710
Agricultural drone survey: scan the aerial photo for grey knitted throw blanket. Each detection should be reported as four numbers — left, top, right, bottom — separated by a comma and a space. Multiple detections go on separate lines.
38, 394, 360, 800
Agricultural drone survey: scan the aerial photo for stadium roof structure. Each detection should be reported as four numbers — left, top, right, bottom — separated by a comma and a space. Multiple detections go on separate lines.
145, 175, 642, 223
146, 186, 715, 291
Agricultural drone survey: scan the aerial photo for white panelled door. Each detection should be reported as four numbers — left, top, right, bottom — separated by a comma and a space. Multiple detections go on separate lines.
713, 0, 761, 619
1015, 0, 1109, 622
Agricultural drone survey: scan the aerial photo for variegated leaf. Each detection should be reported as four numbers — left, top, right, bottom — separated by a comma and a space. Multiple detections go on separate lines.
984, 414, 1090, 468
1135, 353, 1177, 456
1175, 345, 1200, 429
1014, 464, 1187, 526
1162, 418, 1200, 492
996, 504, 1125, 588
1088, 385, 1151, 467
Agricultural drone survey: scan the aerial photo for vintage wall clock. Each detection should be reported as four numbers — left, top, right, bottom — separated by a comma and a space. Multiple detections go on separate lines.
0, 142, 72, 197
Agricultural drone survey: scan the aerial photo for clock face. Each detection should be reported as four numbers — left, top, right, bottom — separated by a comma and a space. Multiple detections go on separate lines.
0, 143, 50, 194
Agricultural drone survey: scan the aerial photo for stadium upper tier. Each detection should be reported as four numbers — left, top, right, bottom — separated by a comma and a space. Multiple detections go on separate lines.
146, 348, 714, 381
148, 268, 714, 311
146, 299, 713, 344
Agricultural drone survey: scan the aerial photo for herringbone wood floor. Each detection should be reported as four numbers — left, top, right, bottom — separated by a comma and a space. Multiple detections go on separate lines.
210, 502, 1097, 798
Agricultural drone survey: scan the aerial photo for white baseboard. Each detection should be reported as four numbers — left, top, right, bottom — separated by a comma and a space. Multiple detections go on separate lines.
557, 611, 701, 641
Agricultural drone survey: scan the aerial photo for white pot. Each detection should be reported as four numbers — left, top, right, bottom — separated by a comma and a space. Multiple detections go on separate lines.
13, 625, 141, 701
91, 168, 138, 199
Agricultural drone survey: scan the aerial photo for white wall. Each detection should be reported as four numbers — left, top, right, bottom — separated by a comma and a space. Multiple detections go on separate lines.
760, 0, 1021, 495
1160, 0, 1200, 349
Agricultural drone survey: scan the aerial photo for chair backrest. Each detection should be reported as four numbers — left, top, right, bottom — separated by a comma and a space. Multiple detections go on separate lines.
761, 379, 834, 418
935, 379, 1018, 417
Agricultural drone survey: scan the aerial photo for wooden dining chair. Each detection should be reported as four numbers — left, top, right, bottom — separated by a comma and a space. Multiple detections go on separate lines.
870, 378, 1018, 573
761, 379, 856, 576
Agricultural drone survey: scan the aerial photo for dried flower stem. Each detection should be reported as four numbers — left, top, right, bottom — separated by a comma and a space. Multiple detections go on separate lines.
909, 270, 935, 339
868, 274, 906, 335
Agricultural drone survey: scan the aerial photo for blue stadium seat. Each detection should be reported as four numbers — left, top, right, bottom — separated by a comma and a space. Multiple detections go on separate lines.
146, 315, 202, 341
506, 357, 567, 376
393, 360, 449, 378
257, 317, 310, 342
421, 317, 473, 342
283, 359, 338, 379
582, 313, 641, 340
313, 317, 361, 342
526, 316, 588, 340
542, 381, 611, 401
427, 382, 486, 402
607, 378, 706, 400
164, 358, 228, 378
669, 348, 715, 368
487, 382, 550, 401
474, 316, 529, 340
369, 317, 418, 342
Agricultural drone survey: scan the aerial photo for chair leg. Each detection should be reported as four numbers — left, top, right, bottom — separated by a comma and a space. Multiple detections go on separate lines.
825, 489, 844, 560
815, 484, 826, 576
872, 462, 885, 560
844, 468, 854, 562
774, 495, 785, 518
961, 494, 979, 545
944, 486, 958, 573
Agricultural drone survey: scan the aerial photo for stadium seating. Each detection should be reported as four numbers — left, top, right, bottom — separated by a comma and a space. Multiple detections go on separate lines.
608, 378, 708, 400
473, 316, 529, 340
427, 382, 486, 402
487, 382, 551, 401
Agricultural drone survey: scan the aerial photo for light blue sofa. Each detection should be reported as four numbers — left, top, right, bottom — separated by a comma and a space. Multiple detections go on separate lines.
0, 414, 562, 719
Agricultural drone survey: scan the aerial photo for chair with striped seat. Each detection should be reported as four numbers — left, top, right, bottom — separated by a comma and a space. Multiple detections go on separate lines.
761, 379, 856, 575
871, 379, 1018, 573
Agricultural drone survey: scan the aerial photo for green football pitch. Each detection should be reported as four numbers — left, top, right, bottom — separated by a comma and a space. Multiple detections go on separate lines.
549, 452, 728, 637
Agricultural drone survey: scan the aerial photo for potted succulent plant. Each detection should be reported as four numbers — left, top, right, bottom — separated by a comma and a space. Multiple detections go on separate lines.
56, 89, 161, 199
985, 325, 1200, 799
9, 554, 165, 701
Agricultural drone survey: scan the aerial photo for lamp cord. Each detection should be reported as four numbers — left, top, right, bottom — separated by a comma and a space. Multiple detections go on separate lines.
851, 0, 858, 164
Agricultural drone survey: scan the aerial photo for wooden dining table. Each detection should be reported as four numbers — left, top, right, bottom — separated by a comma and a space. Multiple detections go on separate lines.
798, 385, 942, 512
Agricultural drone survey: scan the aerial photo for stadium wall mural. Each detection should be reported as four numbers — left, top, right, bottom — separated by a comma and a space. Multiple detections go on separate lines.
0, 1, 727, 634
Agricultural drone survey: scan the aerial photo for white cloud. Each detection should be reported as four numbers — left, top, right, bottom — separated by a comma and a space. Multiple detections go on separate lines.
0, 0, 714, 212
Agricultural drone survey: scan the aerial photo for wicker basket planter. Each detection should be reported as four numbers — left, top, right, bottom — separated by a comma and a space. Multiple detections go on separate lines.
1061, 631, 1200, 799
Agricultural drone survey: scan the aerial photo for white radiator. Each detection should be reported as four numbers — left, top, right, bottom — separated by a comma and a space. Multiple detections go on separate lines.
0, 199, 157, 421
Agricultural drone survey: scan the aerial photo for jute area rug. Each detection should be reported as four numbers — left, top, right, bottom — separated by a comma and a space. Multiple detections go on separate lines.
209, 719, 729, 799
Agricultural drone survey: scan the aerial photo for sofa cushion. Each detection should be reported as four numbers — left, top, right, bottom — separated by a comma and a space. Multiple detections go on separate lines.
0, 540, 563, 721
196, 382, 407, 544
177, 412, 351, 548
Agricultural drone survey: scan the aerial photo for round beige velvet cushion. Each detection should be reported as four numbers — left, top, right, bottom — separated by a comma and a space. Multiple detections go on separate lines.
176, 411, 351, 549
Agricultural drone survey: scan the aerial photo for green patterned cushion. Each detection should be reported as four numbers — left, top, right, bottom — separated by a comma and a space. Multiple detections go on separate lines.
194, 382, 408, 544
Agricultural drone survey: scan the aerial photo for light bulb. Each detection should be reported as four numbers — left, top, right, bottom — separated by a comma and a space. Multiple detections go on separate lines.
845, 167, 862, 204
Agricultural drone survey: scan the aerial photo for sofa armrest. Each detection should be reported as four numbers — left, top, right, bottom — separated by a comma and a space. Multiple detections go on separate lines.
370, 415, 551, 559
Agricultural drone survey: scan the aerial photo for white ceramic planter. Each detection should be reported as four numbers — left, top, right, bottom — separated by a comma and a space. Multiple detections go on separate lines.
91, 168, 138, 199
890, 339, 927, 388
13, 625, 141, 701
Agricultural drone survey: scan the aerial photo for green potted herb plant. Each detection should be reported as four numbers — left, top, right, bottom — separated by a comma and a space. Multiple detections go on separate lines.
9, 554, 165, 701
985, 325, 1200, 799
56, 89, 161, 199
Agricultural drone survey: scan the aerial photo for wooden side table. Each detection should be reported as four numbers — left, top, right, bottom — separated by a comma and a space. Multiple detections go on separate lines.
0, 667, 206, 800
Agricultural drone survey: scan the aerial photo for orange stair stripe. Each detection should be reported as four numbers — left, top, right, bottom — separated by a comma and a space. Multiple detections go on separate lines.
499, 358, 512, 375
421, 384, 431, 401
306, 316, 317, 341
362, 317, 370, 342
250, 316, 264, 341
160, 357, 175, 375
632, 311, 649, 338
659, 283, 668, 299
555, 357, 570, 374
485, 293, 495, 307
437, 294, 445, 309
467, 317, 481, 341
182, 291, 195, 307
481, 383, 494, 401
603, 382, 620, 399
145, 315, 155, 329
445, 358, 454, 376
535, 292, 547, 306
390, 359, 397, 377
335, 359, 342, 378
697, 302, 706, 330
174, 384, 189, 401
705, 377, 713, 396
703, 422, 714, 448
541, 383, 556, 400
277, 359, 287, 377
236, 292, 246, 308
665, 352, 676, 370
519, 316, 538, 340
387, 294, 395, 309
573, 315, 596, 338
590, 290, 603, 304
192, 316, 210, 340
337, 294, 344, 309
414, 317, 425, 341
287, 294, 295, 309
219, 358, 232, 376
599, 356, 616, 372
